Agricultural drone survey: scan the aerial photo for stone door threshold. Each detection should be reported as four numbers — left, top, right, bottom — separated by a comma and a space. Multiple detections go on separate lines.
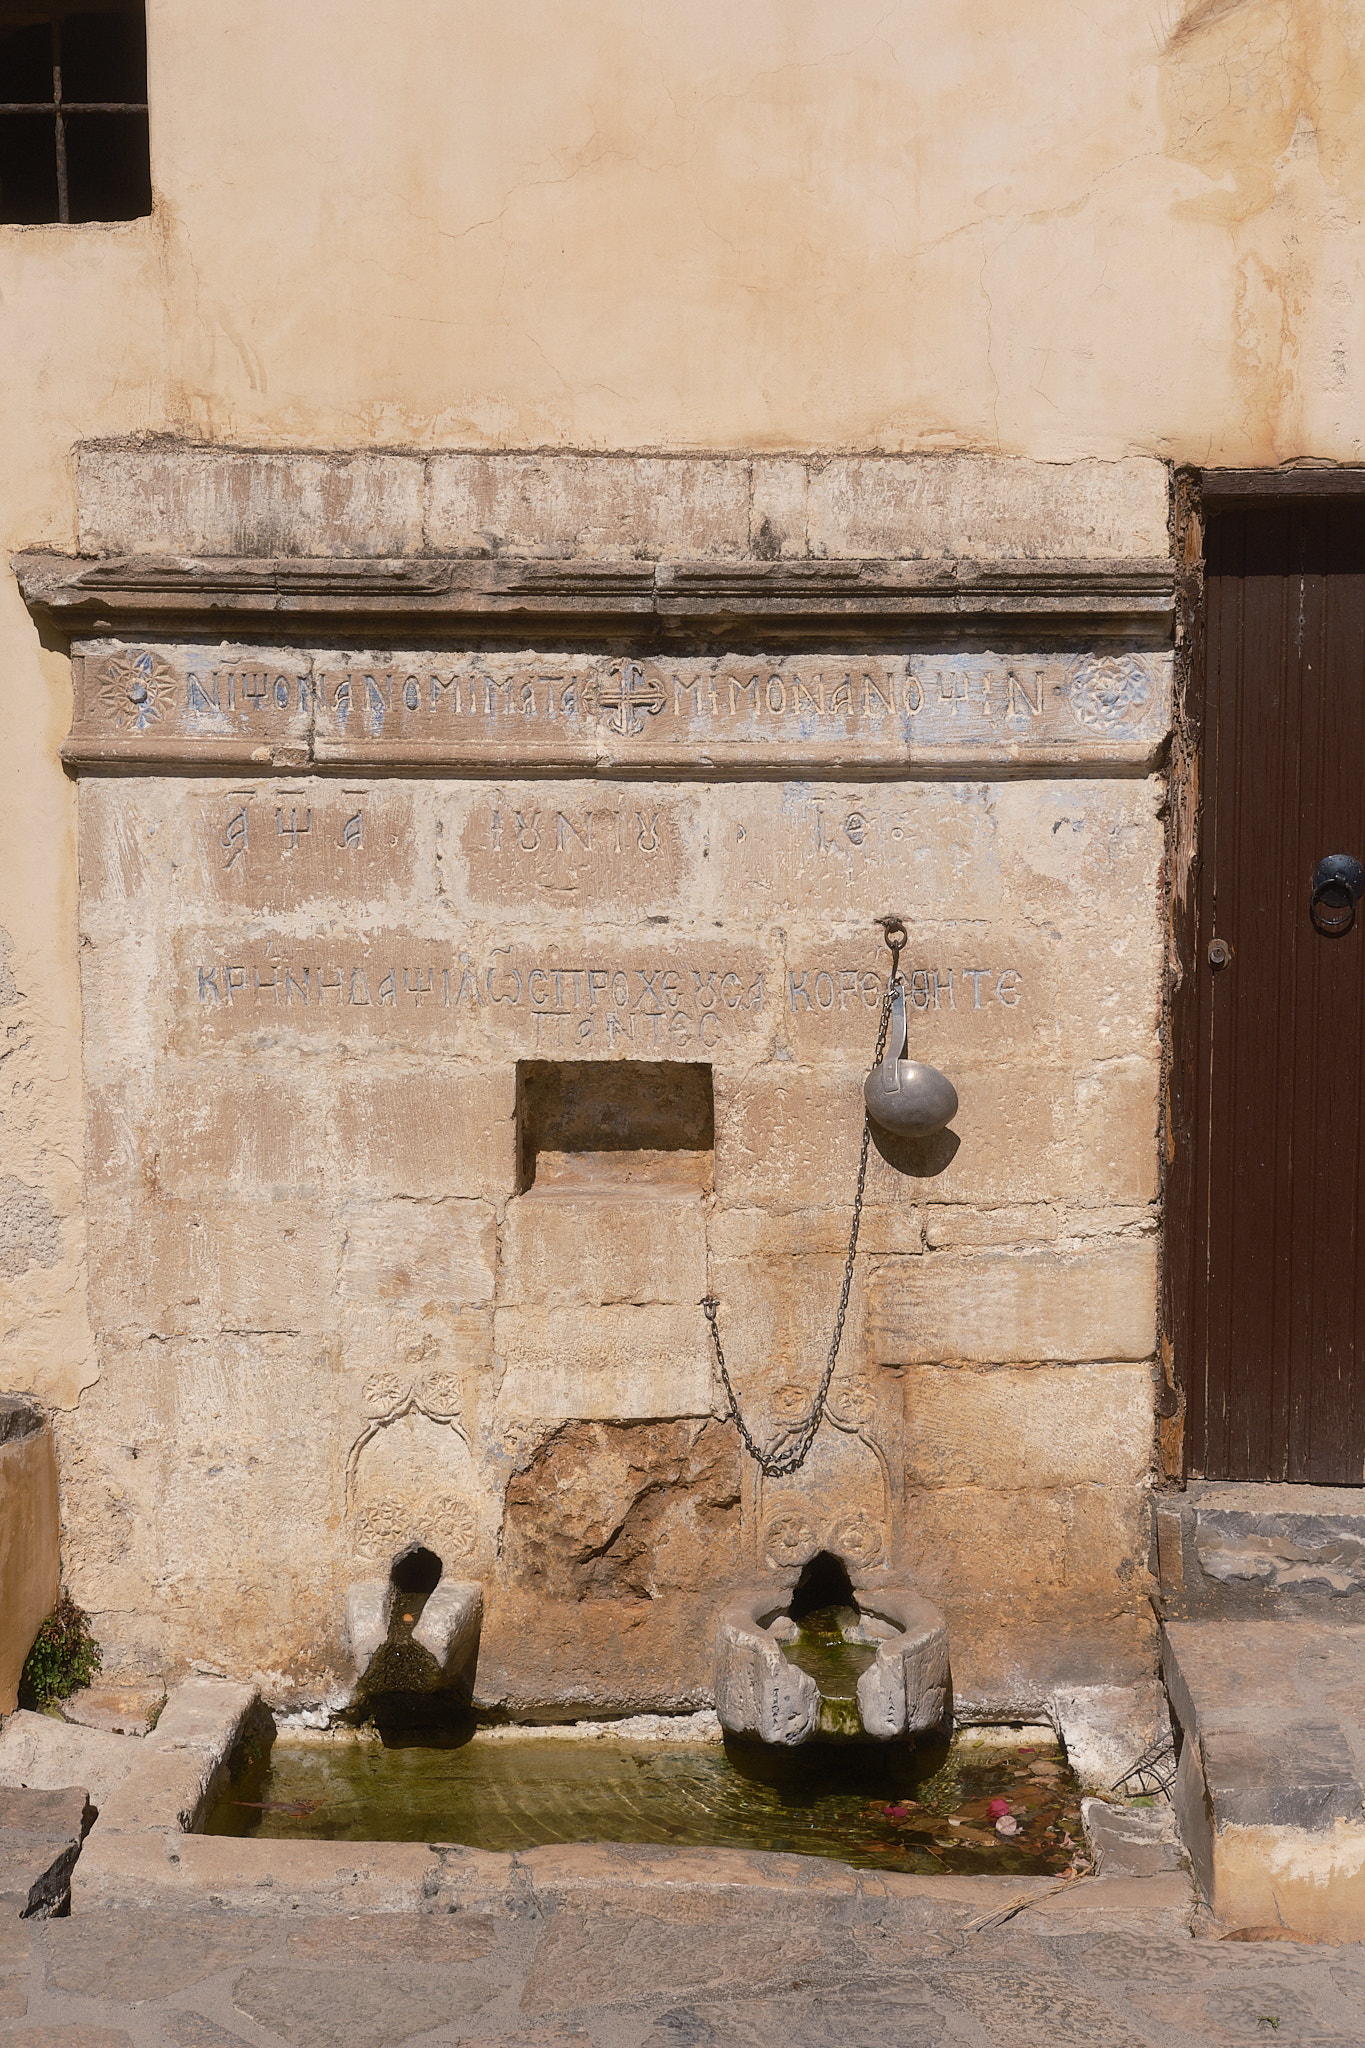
1163, 1619, 1365, 1943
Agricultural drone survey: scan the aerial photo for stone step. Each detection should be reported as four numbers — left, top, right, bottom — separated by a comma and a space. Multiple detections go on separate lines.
1155, 1482, 1365, 1618
0, 1785, 91, 1918
1161, 1617, 1365, 1940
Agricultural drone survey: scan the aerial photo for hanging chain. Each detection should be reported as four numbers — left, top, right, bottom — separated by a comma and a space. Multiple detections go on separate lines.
702, 921, 906, 1478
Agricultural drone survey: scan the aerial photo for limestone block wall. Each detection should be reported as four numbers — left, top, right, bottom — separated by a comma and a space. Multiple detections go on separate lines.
23, 445, 1174, 1718
66, 764, 1163, 1711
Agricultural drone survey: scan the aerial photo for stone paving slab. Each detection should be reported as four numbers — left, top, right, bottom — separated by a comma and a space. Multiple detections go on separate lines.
0, 1787, 90, 1918
0, 1872, 1362, 2047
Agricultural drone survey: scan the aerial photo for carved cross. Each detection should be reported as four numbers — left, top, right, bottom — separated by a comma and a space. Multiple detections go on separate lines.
596, 660, 666, 737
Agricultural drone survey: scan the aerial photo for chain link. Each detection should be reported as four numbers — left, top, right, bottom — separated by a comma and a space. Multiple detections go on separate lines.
702, 975, 899, 1477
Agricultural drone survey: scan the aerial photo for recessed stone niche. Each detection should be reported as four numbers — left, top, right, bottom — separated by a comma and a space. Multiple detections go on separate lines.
21, 444, 1171, 1716
516, 1058, 715, 1190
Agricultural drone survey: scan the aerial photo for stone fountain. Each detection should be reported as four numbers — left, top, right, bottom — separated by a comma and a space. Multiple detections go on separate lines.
715, 1552, 950, 1746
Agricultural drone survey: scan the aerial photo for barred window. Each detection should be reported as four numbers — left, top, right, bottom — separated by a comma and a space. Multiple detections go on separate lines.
0, 3, 150, 224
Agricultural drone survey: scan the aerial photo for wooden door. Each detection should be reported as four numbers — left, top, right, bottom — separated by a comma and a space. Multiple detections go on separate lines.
1187, 498, 1365, 1483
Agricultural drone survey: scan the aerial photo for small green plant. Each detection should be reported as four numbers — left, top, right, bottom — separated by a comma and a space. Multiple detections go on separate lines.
19, 1590, 102, 1709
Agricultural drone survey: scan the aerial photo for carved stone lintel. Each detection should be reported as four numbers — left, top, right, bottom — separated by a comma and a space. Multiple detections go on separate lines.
57, 635, 1174, 778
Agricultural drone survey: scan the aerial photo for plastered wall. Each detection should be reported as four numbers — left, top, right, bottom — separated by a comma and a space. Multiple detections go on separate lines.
1, 0, 1362, 1696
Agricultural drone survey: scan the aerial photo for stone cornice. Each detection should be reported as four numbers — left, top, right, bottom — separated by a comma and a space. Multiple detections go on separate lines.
15, 551, 1175, 644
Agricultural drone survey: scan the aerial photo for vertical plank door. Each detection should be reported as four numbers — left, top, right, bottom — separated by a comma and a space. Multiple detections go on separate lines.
1189, 500, 1365, 1483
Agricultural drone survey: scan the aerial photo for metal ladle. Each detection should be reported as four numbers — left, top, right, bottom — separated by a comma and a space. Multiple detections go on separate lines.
863, 917, 958, 1137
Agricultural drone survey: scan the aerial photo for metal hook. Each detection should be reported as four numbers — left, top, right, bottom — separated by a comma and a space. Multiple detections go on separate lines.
875, 913, 908, 981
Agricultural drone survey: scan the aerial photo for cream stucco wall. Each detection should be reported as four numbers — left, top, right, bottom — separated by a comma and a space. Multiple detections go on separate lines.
1, 2, 1362, 1650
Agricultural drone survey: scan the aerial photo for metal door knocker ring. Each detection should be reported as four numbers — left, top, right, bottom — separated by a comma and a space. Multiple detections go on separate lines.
1310, 855, 1365, 938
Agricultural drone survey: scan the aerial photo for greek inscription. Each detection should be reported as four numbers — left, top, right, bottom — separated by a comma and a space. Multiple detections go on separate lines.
485, 804, 666, 859
87, 648, 1165, 758
788, 966, 1023, 1012
192, 951, 765, 1044
937, 671, 968, 716
1006, 668, 1043, 717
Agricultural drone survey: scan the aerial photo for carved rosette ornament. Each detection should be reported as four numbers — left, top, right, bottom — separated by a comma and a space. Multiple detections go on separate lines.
1063, 654, 1150, 730
762, 1511, 820, 1569
826, 1510, 885, 1569
97, 649, 177, 732
824, 1379, 876, 1429
352, 1494, 477, 1562
362, 1371, 406, 1415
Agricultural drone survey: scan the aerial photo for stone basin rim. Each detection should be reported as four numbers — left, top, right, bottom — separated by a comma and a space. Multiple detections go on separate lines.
60, 1675, 1117, 1912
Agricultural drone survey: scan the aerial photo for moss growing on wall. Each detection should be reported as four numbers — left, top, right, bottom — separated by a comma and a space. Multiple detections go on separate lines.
19, 1590, 101, 1709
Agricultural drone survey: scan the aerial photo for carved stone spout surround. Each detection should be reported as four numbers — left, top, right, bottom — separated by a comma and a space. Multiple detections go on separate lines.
26, 444, 1173, 1712
714, 1576, 950, 1745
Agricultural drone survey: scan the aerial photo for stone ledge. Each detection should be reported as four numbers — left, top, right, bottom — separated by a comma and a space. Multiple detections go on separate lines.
71, 1829, 442, 1914
1162, 1619, 1365, 1939
15, 550, 1176, 644
0, 1712, 141, 1812
1156, 1483, 1365, 1619
70, 1824, 1194, 1925
67, 1677, 260, 1861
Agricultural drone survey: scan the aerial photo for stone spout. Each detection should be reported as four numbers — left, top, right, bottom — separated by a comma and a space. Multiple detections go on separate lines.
345, 1574, 483, 1703
345, 1579, 396, 1679
715, 1589, 821, 1745
411, 1580, 482, 1686
714, 1578, 949, 1746
853, 1586, 951, 1738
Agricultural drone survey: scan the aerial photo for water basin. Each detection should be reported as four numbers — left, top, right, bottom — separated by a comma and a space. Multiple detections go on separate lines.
203, 1723, 1089, 1877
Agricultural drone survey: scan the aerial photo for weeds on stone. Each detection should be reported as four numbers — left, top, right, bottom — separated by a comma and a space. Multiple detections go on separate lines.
19, 1590, 101, 1709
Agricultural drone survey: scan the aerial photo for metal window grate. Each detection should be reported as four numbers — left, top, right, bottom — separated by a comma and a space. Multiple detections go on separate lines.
1, 5, 149, 223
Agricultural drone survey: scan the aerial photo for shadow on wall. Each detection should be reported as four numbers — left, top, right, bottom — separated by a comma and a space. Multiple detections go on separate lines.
0, 1398, 60, 1714
871, 1124, 961, 1178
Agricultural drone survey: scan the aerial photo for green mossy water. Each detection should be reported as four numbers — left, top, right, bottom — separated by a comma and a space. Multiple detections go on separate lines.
203, 1729, 1088, 1877
779, 1601, 877, 1714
